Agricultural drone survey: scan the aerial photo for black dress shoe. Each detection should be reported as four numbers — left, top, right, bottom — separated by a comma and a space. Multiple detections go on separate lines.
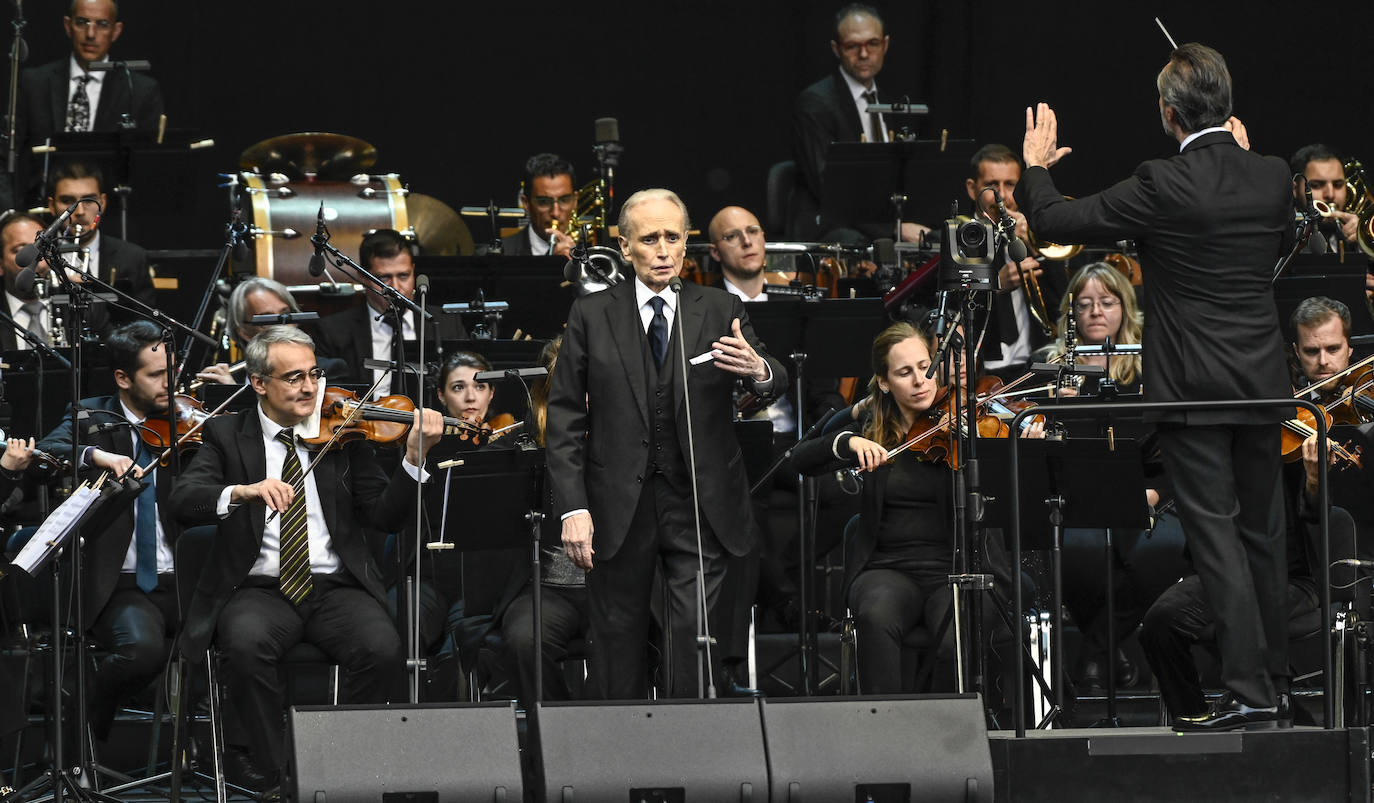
224, 745, 270, 792
1173, 700, 1278, 732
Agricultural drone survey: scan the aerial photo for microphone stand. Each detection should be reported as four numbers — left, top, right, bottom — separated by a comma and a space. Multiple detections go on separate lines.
405, 276, 429, 703
669, 279, 716, 699
311, 224, 434, 700
173, 202, 249, 389
1273, 179, 1322, 285
5, 0, 27, 178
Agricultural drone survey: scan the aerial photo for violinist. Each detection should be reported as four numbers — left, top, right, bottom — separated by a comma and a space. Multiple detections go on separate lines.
31, 320, 179, 744
170, 326, 445, 791
792, 322, 1042, 694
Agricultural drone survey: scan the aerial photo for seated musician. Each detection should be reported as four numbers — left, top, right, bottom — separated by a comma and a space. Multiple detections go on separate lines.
1290, 144, 1361, 255
0, 434, 36, 517
47, 160, 155, 310
1, 213, 51, 351
709, 206, 769, 302
792, 321, 1042, 694
501, 153, 577, 258
1288, 296, 1374, 555
1036, 263, 1189, 691
170, 326, 444, 790
32, 321, 179, 743
969, 144, 1068, 382
313, 229, 465, 394
493, 337, 592, 705
195, 276, 346, 387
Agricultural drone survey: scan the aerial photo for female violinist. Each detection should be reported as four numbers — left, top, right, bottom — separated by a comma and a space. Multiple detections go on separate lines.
792, 322, 1040, 695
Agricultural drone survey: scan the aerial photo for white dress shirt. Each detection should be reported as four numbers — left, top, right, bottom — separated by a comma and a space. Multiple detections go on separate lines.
67, 55, 104, 132
369, 306, 415, 395
840, 69, 886, 144
117, 400, 175, 574
527, 226, 551, 256
1178, 126, 1229, 152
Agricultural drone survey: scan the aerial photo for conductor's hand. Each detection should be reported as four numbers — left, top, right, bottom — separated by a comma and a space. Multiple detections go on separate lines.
195, 363, 239, 386
232, 478, 295, 513
1, 436, 35, 471
848, 436, 888, 472
1023, 103, 1072, 169
562, 511, 595, 570
405, 407, 445, 466
1224, 116, 1250, 151
90, 448, 133, 477
998, 256, 1042, 291
712, 318, 769, 382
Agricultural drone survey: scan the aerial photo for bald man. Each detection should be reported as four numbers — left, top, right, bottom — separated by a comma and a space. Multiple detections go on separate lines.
709, 206, 770, 302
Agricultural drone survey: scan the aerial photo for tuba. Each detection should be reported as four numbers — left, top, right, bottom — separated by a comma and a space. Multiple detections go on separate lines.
562, 224, 626, 296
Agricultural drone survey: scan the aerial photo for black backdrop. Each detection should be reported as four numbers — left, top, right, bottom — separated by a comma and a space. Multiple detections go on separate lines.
8, 0, 1370, 250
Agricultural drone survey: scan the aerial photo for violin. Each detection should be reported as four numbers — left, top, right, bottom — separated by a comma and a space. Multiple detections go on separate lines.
141, 394, 215, 455
1327, 366, 1374, 426
1279, 399, 1362, 470
306, 387, 500, 448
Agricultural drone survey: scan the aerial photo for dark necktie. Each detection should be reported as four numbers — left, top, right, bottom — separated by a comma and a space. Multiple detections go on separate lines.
384, 314, 408, 396
648, 296, 668, 368
133, 437, 158, 593
275, 429, 313, 604
66, 74, 92, 132
862, 89, 884, 143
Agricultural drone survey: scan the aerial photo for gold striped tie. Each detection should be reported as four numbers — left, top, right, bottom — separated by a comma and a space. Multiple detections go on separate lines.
276, 430, 313, 604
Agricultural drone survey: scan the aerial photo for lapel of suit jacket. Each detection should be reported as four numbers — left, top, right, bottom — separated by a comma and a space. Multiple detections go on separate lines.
353, 304, 375, 370
831, 71, 863, 141
605, 281, 650, 429
92, 72, 129, 131
238, 408, 269, 544
99, 235, 118, 286
46, 62, 67, 134
672, 283, 711, 413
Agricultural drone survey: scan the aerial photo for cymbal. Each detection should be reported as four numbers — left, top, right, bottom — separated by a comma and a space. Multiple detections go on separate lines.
239, 132, 378, 181
408, 193, 473, 256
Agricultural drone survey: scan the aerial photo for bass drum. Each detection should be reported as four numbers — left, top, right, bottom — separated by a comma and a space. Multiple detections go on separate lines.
236, 172, 411, 293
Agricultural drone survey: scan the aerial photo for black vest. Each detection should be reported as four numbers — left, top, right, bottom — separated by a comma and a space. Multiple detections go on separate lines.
644, 319, 689, 492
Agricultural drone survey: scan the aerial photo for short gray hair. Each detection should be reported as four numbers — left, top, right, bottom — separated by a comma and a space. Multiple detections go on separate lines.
245, 325, 314, 378
618, 188, 691, 239
228, 277, 299, 345
1156, 43, 1232, 134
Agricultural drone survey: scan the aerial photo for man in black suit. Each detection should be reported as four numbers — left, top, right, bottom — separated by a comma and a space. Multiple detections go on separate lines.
313, 228, 465, 393
1016, 43, 1294, 730
0, 214, 49, 352
547, 188, 786, 698
48, 160, 155, 309
16, 0, 164, 145
35, 320, 179, 741
170, 326, 444, 786
501, 153, 577, 258
964, 144, 1068, 380
792, 4, 926, 243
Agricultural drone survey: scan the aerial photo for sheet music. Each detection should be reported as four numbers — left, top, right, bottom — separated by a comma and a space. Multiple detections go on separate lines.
10, 483, 103, 576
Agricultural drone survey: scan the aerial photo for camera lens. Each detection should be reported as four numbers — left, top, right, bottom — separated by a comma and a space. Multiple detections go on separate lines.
957, 220, 987, 250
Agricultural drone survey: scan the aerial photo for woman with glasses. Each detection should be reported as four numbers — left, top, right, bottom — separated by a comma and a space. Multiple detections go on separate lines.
1042, 262, 1143, 396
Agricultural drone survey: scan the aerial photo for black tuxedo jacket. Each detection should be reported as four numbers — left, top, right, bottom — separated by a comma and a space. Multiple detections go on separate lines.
36, 395, 180, 618
0, 289, 24, 351
169, 408, 418, 658
546, 279, 787, 559
16, 57, 165, 144
501, 227, 532, 256
312, 301, 466, 385
1016, 131, 1294, 425
792, 71, 865, 219
97, 234, 155, 309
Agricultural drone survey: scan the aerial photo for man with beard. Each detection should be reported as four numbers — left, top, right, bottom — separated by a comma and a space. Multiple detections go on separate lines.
0, 213, 49, 350
36, 320, 180, 742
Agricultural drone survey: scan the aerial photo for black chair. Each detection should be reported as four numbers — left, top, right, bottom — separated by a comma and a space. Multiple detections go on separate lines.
765, 160, 799, 241
168, 525, 338, 803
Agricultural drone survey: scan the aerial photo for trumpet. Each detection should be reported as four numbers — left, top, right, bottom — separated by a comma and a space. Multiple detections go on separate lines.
1026, 196, 1083, 261
549, 177, 610, 247
31, 273, 68, 348
1343, 160, 1374, 259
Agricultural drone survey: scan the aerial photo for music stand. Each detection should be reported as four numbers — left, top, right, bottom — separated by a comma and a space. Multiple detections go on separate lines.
426, 446, 553, 704
820, 140, 977, 236
418, 255, 573, 339
980, 436, 1148, 726
1273, 255, 1374, 340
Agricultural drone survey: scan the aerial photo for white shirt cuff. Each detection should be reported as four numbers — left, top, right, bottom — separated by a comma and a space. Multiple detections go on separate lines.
402, 457, 430, 483
561, 508, 589, 521
216, 485, 237, 518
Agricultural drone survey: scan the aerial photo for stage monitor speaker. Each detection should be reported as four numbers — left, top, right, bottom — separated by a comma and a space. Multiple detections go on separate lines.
289, 702, 523, 803
534, 699, 768, 802
760, 694, 994, 803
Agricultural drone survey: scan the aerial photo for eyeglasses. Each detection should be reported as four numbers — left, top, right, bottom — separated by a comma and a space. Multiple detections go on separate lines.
531, 194, 575, 210
261, 367, 325, 388
70, 16, 115, 31
839, 38, 884, 55
1074, 298, 1122, 314
720, 224, 763, 245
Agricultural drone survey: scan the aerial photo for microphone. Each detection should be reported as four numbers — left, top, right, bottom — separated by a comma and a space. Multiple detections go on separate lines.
563, 237, 589, 284
308, 202, 327, 277
992, 188, 1029, 262
668, 276, 683, 293
416, 273, 430, 299
16, 199, 82, 271
595, 117, 620, 145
